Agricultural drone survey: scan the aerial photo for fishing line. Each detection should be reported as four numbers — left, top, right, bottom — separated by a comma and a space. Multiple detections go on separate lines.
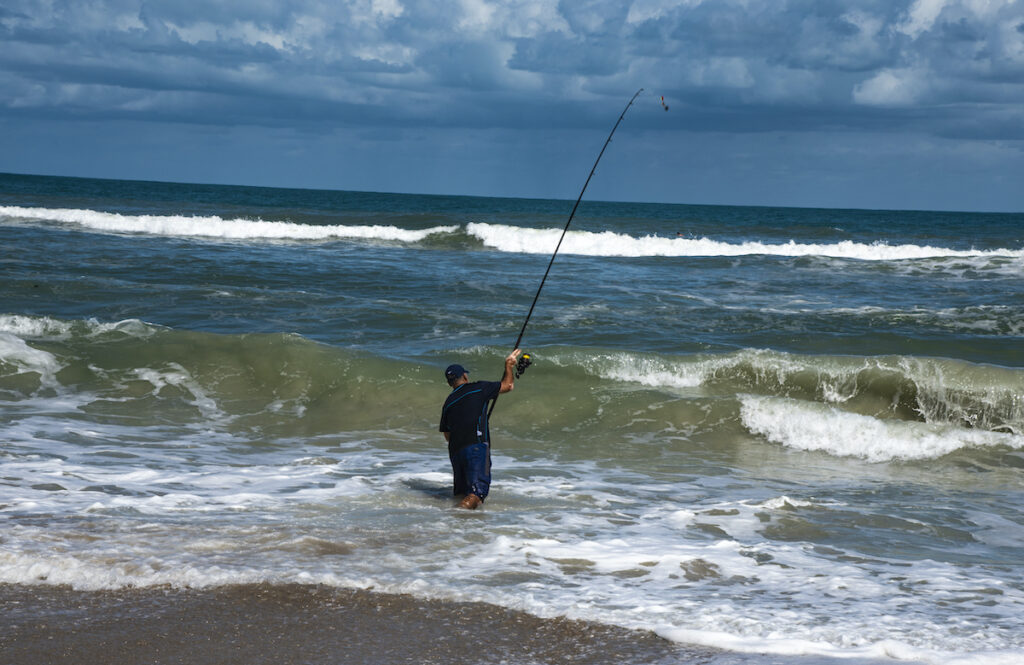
489, 88, 645, 417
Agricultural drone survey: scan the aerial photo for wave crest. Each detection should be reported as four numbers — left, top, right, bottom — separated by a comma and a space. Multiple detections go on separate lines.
4, 206, 1022, 261
558, 348, 1024, 436
0, 205, 457, 242
740, 395, 1024, 462
466, 222, 1023, 260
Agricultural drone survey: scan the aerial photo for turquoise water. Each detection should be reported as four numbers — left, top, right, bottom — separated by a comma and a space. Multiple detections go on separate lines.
1, 172, 1022, 664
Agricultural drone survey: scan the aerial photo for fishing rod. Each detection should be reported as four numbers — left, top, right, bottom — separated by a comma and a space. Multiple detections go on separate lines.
489, 88, 645, 417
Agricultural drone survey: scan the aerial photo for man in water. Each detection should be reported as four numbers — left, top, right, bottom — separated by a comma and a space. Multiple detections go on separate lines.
439, 349, 521, 509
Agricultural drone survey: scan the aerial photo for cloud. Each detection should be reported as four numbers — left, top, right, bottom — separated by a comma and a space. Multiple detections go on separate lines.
1, 0, 1023, 211
899, 0, 948, 38
853, 67, 931, 106
2, 1, 1022, 133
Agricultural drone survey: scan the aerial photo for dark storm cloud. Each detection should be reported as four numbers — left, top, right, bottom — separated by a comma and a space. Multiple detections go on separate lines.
2, 0, 1023, 138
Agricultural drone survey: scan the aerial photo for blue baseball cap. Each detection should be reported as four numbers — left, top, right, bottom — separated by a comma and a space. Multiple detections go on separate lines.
444, 364, 468, 383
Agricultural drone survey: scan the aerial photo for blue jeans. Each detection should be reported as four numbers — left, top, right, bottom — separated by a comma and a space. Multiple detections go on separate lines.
450, 441, 491, 499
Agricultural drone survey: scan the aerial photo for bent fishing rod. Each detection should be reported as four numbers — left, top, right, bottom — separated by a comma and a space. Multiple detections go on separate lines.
489, 88, 645, 418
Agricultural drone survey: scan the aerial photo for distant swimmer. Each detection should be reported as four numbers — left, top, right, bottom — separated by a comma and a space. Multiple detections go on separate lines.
439, 349, 521, 509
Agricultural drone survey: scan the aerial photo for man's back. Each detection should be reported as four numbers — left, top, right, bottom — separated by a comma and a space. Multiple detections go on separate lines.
439, 380, 501, 453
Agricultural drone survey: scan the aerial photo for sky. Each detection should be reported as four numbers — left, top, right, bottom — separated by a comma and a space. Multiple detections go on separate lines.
1, 0, 1023, 212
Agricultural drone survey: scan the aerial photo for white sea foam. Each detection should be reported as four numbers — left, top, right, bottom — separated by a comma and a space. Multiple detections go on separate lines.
0, 205, 457, 241
583, 351, 706, 389
5, 205, 1021, 261
757, 495, 817, 510
0, 314, 75, 338
740, 395, 1024, 462
465, 222, 1023, 260
658, 627, 1023, 665
3, 431, 1023, 664
0, 550, 261, 590
0, 314, 157, 341
562, 348, 852, 394
0, 332, 63, 389
133, 363, 226, 422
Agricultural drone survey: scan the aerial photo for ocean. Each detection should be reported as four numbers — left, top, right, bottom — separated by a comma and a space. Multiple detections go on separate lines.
1, 171, 1022, 664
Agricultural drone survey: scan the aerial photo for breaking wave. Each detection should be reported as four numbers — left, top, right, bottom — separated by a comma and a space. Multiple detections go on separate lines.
551, 347, 1024, 437
739, 395, 1024, 462
465, 222, 1024, 260
0, 205, 457, 242
4, 205, 1022, 262
4, 315, 1022, 460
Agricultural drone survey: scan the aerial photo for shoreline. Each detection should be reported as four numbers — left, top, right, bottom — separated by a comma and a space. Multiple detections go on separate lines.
0, 582, 712, 665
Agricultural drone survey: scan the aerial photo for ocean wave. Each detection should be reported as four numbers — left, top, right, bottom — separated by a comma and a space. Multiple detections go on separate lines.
0, 332, 64, 392
762, 306, 1024, 336
0, 549, 275, 591
5, 205, 1022, 262
554, 348, 1024, 435
0, 315, 438, 433
0, 314, 157, 341
4, 315, 1021, 447
739, 395, 1024, 462
0, 205, 458, 242
465, 222, 1024, 260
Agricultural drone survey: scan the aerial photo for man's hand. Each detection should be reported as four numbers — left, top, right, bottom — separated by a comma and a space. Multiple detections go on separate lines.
500, 349, 521, 393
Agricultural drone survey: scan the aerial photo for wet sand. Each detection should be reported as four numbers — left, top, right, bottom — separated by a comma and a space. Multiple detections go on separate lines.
0, 583, 718, 665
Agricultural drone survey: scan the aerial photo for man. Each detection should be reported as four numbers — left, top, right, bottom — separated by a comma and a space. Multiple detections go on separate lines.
439, 349, 521, 509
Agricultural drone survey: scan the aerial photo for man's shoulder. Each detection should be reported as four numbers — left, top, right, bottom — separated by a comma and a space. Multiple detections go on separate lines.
456, 379, 503, 393
472, 379, 502, 396
444, 380, 500, 405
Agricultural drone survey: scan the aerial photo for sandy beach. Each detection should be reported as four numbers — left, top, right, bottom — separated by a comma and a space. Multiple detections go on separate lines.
0, 583, 715, 665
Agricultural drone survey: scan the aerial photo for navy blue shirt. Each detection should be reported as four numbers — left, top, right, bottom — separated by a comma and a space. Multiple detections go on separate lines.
439, 380, 502, 455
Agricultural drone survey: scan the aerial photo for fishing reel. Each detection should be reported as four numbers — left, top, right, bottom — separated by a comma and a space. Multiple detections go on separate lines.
515, 352, 533, 379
